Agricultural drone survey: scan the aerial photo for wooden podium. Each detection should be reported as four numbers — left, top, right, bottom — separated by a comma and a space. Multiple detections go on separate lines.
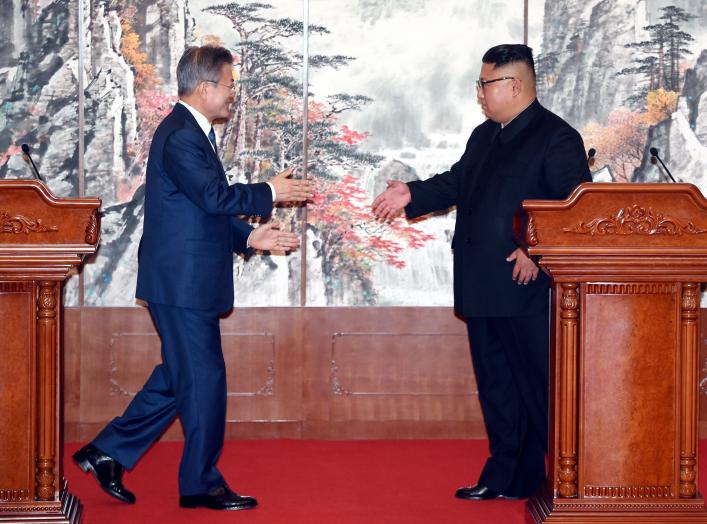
0, 181, 100, 523
516, 183, 707, 523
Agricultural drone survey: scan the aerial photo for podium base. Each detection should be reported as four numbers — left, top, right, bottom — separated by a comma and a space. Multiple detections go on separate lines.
0, 481, 82, 524
528, 484, 707, 523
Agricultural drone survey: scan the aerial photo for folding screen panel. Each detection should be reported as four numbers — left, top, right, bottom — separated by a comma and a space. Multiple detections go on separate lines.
2, 0, 707, 307
77, 0, 303, 306
530, 0, 707, 188
306, 0, 523, 305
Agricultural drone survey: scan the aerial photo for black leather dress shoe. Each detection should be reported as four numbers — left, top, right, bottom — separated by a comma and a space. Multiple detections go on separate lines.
180, 484, 257, 510
72, 443, 136, 504
455, 484, 519, 500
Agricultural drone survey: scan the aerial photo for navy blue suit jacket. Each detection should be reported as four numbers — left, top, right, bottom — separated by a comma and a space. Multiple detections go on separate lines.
405, 100, 591, 317
136, 103, 273, 312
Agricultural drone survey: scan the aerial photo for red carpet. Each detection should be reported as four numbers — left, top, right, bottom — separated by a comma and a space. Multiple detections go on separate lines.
64, 440, 707, 524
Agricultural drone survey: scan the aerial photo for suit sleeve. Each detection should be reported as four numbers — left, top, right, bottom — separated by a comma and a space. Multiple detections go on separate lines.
164, 128, 273, 217
231, 217, 254, 256
404, 133, 474, 219
543, 126, 592, 199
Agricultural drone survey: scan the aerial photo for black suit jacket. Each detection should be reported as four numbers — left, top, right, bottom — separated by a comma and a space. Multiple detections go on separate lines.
405, 100, 591, 317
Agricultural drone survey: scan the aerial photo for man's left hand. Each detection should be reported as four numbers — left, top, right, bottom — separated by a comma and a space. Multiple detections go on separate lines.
506, 247, 539, 285
249, 221, 300, 252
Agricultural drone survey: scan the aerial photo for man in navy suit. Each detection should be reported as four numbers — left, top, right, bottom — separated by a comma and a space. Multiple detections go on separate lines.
73, 45, 312, 510
373, 44, 591, 500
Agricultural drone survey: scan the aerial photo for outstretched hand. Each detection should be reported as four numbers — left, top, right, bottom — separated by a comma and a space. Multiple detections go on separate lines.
269, 167, 314, 203
371, 180, 412, 221
249, 221, 300, 252
506, 248, 539, 285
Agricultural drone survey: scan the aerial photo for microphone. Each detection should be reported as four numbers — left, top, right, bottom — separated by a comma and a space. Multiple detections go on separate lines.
20, 144, 45, 183
587, 147, 596, 167
649, 147, 676, 183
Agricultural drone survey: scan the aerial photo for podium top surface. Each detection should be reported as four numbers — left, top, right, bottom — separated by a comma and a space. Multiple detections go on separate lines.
519, 182, 707, 254
0, 180, 101, 253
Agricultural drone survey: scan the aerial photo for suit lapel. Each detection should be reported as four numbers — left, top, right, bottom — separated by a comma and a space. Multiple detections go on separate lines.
173, 104, 227, 178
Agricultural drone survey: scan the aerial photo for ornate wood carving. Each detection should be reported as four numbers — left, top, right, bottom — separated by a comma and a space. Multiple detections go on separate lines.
563, 205, 706, 236
583, 485, 672, 498
558, 282, 579, 498
680, 282, 698, 498
585, 283, 675, 294
0, 505, 64, 512
84, 209, 99, 245
526, 213, 538, 246
0, 489, 29, 502
553, 501, 705, 511
0, 211, 58, 234
35, 281, 57, 501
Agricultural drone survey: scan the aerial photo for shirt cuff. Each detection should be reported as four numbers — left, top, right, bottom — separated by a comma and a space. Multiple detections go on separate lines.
246, 229, 254, 248
266, 182, 276, 201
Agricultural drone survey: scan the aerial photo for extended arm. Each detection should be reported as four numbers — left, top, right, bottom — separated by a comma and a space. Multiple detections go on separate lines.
372, 133, 474, 220
164, 128, 272, 217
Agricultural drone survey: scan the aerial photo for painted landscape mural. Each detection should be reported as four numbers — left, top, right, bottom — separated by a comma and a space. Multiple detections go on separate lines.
1, 0, 706, 307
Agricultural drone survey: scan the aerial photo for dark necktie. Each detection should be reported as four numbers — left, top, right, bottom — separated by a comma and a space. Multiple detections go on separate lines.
208, 127, 218, 154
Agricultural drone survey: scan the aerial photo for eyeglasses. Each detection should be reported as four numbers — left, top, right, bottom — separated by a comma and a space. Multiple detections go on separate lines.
205, 80, 237, 92
475, 77, 516, 90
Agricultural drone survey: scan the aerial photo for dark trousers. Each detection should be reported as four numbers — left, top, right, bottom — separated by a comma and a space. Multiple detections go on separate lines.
92, 302, 227, 496
466, 311, 549, 498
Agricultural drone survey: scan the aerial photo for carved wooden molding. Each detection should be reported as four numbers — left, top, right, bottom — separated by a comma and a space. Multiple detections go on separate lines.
584, 485, 672, 498
0, 211, 58, 234
586, 283, 676, 295
680, 282, 699, 498
36, 281, 58, 501
0, 282, 32, 292
527, 213, 538, 246
563, 205, 707, 236
84, 209, 99, 245
554, 501, 705, 510
0, 489, 29, 502
0, 504, 62, 512
558, 282, 579, 498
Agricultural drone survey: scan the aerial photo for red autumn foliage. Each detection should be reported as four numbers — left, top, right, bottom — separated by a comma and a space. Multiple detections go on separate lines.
308, 174, 435, 273
333, 125, 368, 145
118, 7, 176, 200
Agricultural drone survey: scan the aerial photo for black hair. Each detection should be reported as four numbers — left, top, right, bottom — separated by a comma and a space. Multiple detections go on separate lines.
482, 44, 535, 77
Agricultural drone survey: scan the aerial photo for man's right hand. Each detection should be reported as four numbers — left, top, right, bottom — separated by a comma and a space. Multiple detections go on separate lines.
269, 167, 314, 202
372, 180, 412, 220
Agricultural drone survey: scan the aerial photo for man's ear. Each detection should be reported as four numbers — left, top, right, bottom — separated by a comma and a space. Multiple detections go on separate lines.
196, 81, 208, 99
512, 78, 522, 97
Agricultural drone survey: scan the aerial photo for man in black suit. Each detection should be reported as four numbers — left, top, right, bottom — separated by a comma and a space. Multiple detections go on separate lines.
373, 44, 591, 500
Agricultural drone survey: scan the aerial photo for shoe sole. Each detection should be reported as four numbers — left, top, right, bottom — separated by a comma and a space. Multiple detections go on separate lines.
455, 493, 522, 501
179, 502, 258, 511
73, 454, 135, 504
